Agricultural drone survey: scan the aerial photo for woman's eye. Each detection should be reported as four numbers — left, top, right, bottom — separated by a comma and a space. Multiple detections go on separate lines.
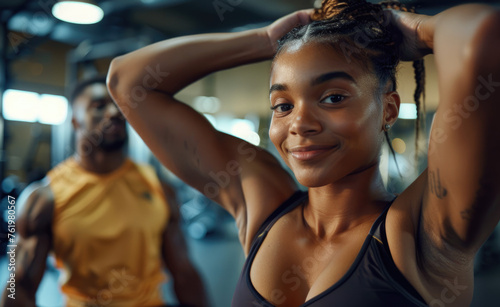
271, 104, 294, 113
321, 95, 345, 104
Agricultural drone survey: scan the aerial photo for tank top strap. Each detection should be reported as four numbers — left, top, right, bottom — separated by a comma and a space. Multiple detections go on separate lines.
370, 197, 396, 238
249, 190, 307, 248
370, 197, 428, 305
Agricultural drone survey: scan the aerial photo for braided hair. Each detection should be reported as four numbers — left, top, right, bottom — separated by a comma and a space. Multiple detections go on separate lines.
274, 0, 426, 168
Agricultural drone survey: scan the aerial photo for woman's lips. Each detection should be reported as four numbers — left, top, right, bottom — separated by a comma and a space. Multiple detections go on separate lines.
288, 145, 338, 161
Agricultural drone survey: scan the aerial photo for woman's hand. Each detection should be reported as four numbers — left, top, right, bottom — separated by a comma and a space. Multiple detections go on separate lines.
385, 9, 434, 61
265, 9, 314, 53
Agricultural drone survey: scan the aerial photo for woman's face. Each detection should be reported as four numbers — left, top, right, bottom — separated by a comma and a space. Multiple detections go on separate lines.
269, 41, 395, 187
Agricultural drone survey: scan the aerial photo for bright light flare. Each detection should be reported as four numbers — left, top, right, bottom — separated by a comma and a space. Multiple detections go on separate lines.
2, 89, 68, 125
52, 1, 104, 24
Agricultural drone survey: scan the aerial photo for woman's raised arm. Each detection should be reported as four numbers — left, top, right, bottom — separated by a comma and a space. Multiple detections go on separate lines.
392, 3, 500, 266
106, 10, 311, 250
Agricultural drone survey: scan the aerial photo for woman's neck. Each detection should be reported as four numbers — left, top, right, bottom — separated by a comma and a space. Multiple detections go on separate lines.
304, 163, 395, 241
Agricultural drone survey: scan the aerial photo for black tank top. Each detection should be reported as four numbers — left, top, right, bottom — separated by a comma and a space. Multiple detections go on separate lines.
232, 191, 429, 306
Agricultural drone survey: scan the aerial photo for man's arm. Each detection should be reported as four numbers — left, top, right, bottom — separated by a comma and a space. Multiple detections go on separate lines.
1, 181, 54, 307
160, 183, 209, 307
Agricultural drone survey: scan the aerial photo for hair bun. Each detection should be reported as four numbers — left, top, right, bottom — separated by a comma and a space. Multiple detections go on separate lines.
312, 0, 376, 21
312, 0, 414, 22
380, 1, 415, 13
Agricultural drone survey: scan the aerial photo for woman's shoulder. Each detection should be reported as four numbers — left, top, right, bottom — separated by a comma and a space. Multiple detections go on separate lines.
385, 169, 474, 304
379, 169, 426, 232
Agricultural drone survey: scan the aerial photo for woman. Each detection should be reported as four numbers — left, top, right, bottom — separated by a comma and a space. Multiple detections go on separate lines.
107, 0, 500, 306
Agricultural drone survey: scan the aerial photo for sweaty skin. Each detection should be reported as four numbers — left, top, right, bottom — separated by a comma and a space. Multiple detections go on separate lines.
106, 4, 500, 307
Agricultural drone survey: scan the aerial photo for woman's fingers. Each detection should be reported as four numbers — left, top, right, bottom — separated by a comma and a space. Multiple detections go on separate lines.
296, 9, 315, 25
385, 9, 433, 61
266, 9, 314, 52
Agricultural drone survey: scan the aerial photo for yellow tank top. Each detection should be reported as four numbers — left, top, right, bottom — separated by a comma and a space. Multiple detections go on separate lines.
47, 158, 169, 307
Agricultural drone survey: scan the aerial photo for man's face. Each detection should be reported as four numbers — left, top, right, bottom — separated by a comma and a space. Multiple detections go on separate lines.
72, 83, 127, 152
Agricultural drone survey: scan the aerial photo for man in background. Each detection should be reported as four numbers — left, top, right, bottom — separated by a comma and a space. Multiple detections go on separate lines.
1, 76, 208, 307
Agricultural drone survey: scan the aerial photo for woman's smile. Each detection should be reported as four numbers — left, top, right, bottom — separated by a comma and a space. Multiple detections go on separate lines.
288, 144, 339, 161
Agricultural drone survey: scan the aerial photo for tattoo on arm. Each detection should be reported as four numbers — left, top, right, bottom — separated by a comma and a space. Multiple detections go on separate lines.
429, 169, 448, 199
461, 205, 478, 221
460, 176, 494, 221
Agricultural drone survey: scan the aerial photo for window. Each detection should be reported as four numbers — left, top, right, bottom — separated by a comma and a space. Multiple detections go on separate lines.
2, 89, 68, 125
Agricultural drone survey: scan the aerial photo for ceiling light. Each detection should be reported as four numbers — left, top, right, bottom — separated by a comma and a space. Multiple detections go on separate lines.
398, 103, 417, 120
193, 96, 221, 114
52, 0, 104, 25
2, 89, 39, 123
391, 138, 407, 154
2, 90, 69, 125
229, 119, 260, 146
39, 94, 69, 125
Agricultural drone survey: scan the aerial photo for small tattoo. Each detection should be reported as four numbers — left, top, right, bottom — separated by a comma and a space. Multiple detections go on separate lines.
429, 169, 448, 199
460, 208, 475, 221
460, 176, 494, 221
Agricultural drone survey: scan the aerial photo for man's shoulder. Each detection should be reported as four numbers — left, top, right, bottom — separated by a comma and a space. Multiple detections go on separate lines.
46, 157, 80, 182
17, 179, 54, 237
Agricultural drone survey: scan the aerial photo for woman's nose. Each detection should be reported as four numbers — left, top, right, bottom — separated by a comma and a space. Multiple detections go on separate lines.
289, 104, 322, 136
